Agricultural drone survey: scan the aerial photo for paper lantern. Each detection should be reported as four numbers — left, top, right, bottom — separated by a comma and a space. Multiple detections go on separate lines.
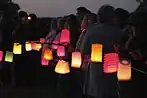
0, 50, 3, 61
60, 29, 70, 44
71, 52, 82, 68
13, 43, 22, 54
52, 40, 59, 49
57, 46, 65, 57
40, 38, 45, 44
43, 48, 53, 60
31, 42, 36, 50
41, 56, 49, 66
103, 53, 119, 73
35, 43, 42, 51
117, 59, 131, 81
5, 51, 13, 62
25, 42, 32, 51
55, 60, 70, 74
91, 44, 103, 62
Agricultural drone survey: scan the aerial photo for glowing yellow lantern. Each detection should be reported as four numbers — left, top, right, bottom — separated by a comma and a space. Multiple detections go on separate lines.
91, 44, 103, 62
117, 59, 131, 81
55, 60, 70, 74
35, 43, 42, 51
71, 52, 82, 68
13, 43, 22, 54
25, 42, 32, 51
5, 51, 13, 62
43, 48, 53, 60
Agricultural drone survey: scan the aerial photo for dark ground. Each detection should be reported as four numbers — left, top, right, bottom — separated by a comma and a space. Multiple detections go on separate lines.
0, 67, 60, 98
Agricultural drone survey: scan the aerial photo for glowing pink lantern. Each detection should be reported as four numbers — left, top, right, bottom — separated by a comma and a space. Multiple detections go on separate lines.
103, 53, 119, 73
0, 50, 3, 61
71, 52, 82, 68
57, 46, 65, 57
31, 42, 36, 50
41, 56, 49, 66
52, 40, 59, 50
40, 38, 45, 44
60, 29, 70, 44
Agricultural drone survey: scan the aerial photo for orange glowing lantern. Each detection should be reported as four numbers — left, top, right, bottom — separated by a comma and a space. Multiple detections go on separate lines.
57, 46, 65, 57
40, 38, 45, 44
41, 56, 49, 66
117, 59, 131, 81
71, 52, 82, 68
25, 42, 32, 51
4, 51, 13, 62
43, 48, 53, 60
52, 40, 59, 50
13, 43, 22, 54
103, 53, 119, 73
55, 60, 70, 74
91, 44, 103, 62
60, 29, 70, 44
0, 50, 3, 61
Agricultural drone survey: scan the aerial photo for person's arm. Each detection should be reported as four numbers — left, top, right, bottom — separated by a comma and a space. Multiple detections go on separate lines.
80, 29, 91, 57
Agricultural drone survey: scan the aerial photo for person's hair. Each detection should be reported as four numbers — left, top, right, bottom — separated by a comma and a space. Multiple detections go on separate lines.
19, 11, 27, 18
66, 14, 81, 48
29, 13, 37, 21
57, 17, 66, 30
128, 11, 147, 29
98, 5, 115, 23
51, 19, 57, 30
115, 8, 129, 22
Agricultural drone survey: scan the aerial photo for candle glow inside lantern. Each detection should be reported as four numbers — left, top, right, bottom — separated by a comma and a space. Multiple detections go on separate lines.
60, 29, 70, 44
55, 60, 70, 74
5, 51, 13, 62
91, 44, 103, 62
103, 53, 119, 73
71, 52, 82, 68
43, 48, 53, 60
41, 56, 49, 66
117, 59, 131, 81
13, 43, 22, 54
0, 50, 3, 61
25, 42, 32, 51
57, 46, 65, 57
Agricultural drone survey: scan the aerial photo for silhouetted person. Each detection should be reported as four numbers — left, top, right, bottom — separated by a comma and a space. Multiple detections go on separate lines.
80, 5, 121, 98
114, 8, 130, 29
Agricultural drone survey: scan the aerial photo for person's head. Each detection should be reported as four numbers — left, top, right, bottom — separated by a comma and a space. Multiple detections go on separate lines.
19, 11, 28, 21
114, 8, 130, 29
65, 14, 80, 32
50, 19, 57, 31
57, 17, 66, 30
128, 11, 147, 39
28, 13, 37, 22
76, 7, 91, 22
81, 14, 96, 29
97, 5, 115, 24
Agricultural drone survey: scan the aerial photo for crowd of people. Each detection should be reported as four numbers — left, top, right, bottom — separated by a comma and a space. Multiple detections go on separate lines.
1, 0, 147, 98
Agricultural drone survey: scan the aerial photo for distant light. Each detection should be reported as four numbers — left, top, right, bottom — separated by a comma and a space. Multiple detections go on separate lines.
28, 17, 31, 20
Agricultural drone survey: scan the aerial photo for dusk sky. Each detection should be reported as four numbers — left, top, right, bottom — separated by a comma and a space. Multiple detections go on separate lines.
14, 0, 139, 17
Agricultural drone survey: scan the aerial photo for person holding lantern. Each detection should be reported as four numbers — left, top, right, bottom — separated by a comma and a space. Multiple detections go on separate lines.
80, 5, 121, 98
